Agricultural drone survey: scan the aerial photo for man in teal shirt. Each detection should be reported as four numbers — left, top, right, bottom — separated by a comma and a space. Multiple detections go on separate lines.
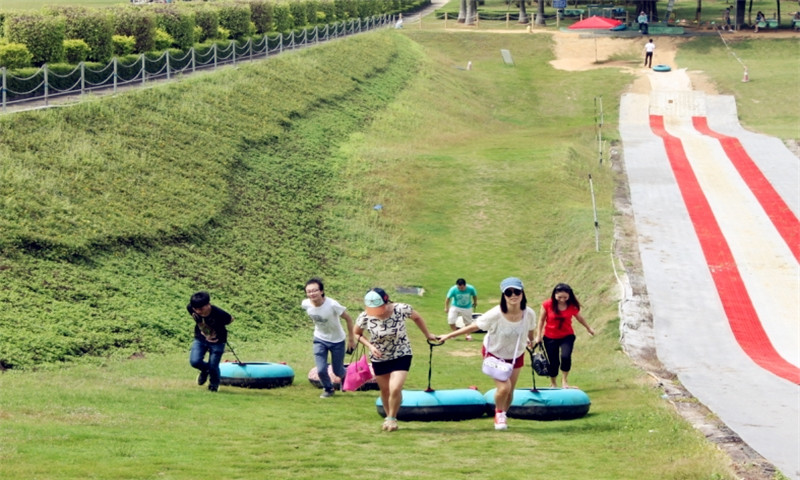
444, 278, 478, 341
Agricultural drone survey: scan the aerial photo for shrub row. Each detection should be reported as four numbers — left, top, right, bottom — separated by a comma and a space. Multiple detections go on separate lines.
0, 0, 425, 67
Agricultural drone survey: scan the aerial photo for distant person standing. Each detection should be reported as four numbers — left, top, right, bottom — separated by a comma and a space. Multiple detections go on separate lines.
444, 278, 478, 341
637, 11, 649, 34
187, 291, 234, 392
302, 277, 355, 398
723, 7, 732, 30
534, 283, 595, 389
643, 38, 655, 68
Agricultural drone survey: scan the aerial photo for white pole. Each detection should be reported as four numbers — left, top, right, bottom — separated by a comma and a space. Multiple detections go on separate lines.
589, 174, 599, 252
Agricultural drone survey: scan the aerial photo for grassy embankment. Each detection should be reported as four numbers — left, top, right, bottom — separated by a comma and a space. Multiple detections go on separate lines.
3, 24, 797, 479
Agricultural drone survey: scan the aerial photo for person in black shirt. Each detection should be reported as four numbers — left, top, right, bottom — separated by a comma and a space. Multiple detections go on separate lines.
187, 291, 234, 392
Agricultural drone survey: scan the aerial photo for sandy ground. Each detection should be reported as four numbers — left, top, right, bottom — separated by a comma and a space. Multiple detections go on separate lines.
548, 30, 718, 94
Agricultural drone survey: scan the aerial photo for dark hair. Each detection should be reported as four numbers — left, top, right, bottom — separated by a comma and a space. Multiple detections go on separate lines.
305, 277, 325, 297
499, 291, 527, 313
190, 291, 211, 309
369, 287, 390, 304
456, 278, 466, 286
550, 283, 581, 310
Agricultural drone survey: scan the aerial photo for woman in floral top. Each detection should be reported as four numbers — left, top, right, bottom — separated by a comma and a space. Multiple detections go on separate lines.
355, 287, 438, 432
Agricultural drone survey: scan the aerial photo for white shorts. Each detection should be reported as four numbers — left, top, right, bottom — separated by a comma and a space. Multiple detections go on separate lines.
447, 307, 474, 326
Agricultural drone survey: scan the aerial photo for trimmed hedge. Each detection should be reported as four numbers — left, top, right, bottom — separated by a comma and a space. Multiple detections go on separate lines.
112, 35, 136, 56
111, 6, 157, 54
63, 39, 90, 64
249, 0, 275, 34
47, 6, 114, 63
194, 7, 220, 42
153, 5, 196, 50
218, 4, 254, 39
4, 13, 66, 65
0, 0, 431, 68
0, 42, 33, 69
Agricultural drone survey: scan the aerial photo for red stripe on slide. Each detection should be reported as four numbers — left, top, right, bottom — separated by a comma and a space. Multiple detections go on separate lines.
650, 115, 799, 384
692, 116, 800, 261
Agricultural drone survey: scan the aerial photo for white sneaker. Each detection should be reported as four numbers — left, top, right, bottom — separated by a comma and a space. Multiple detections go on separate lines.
494, 411, 508, 430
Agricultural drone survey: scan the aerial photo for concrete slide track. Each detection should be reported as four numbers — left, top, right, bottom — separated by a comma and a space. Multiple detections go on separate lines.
619, 68, 800, 479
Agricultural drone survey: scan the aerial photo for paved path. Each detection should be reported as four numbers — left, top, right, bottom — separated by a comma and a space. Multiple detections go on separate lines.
619, 68, 800, 479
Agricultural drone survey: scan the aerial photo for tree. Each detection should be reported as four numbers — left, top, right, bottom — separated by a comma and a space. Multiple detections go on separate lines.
535, 0, 545, 25
465, 0, 478, 25
519, 0, 529, 24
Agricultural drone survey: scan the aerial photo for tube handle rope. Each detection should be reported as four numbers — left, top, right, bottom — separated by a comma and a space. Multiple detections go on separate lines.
526, 345, 538, 392
426, 339, 445, 392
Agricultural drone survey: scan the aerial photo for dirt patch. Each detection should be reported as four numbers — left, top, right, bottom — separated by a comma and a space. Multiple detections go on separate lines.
547, 31, 723, 96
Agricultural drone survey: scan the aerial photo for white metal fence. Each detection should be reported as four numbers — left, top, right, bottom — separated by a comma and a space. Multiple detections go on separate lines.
1, 14, 395, 113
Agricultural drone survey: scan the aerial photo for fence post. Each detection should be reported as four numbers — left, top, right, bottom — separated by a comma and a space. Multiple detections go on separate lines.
191, 47, 196, 73
113, 57, 118, 94
141, 54, 146, 85
44, 64, 49, 107
213, 43, 218, 69
166, 50, 171, 80
80, 62, 85, 96
1, 67, 6, 113
232, 40, 236, 65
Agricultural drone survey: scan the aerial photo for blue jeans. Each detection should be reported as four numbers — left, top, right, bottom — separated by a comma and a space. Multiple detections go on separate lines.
189, 339, 226, 388
313, 338, 346, 392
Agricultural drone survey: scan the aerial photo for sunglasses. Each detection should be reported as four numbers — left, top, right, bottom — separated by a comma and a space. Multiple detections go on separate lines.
503, 288, 523, 297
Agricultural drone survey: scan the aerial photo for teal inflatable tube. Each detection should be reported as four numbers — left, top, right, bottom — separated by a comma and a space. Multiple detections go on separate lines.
484, 388, 590, 420
376, 388, 488, 421
219, 362, 295, 389
653, 64, 671, 72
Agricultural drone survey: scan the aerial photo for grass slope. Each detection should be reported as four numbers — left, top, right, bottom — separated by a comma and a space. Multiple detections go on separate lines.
0, 32, 421, 367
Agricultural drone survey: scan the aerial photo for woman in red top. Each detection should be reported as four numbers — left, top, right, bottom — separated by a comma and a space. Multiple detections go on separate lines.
534, 283, 595, 389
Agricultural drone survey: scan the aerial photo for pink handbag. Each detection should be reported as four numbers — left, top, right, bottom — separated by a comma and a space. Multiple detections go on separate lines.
342, 352, 374, 391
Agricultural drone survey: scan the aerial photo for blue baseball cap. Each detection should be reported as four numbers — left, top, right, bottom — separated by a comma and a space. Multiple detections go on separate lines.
500, 277, 524, 293
364, 288, 390, 316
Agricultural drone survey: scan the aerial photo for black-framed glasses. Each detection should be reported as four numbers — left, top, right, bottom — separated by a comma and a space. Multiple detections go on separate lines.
503, 288, 523, 297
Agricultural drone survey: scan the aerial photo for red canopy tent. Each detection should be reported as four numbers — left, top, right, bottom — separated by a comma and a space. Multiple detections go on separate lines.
568, 16, 623, 29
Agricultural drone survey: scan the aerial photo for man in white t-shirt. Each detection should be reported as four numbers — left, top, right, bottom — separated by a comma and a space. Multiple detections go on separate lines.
302, 277, 355, 398
644, 39, 655, 68
445, 278, 478, 341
